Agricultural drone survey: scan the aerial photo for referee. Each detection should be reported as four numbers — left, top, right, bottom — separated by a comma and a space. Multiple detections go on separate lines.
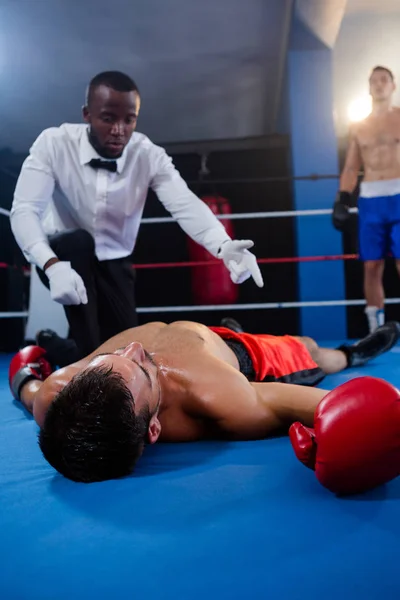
11, 71, 263, 361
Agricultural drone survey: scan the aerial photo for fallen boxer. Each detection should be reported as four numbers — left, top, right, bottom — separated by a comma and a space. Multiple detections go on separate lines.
9, 320, 400, 490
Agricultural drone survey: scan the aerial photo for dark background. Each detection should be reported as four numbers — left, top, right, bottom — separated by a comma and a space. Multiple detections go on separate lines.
0, 136, 298, 350
0, 136, 388, 351
134, 136, 298, 333
1, 1, 400, 349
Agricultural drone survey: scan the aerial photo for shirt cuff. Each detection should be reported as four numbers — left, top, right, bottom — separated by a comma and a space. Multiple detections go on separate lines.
25, 242, 57, 270
209, 232, 231, 257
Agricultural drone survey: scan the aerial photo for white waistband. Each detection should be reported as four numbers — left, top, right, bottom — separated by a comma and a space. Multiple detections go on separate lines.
360, 179, 400, 198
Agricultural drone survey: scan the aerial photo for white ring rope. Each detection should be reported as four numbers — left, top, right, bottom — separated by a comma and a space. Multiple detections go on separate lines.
141, 207, 358, 224
0, 205, 364, 319
0, 207, 358, 222
1, 298, 399, 319
135, 297, 399, 313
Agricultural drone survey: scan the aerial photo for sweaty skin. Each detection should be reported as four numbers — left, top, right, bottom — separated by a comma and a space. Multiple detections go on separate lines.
341, 107, 400, 188
357, 108, 400, 181
27, 322, 327, 442
339, 69, 400, 313
340, 68, 400, 190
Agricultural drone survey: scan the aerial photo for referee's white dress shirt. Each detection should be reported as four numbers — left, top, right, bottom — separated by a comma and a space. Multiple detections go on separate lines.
10, 124, 231, 269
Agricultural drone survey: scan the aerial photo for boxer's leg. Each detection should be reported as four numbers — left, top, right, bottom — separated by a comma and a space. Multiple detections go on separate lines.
295, 336, 347, 374
363, 260, 385, 307
358, 197, 387, 332
299, 321, 400, 372
388, 200, 400, 284
393, 251, 400, 287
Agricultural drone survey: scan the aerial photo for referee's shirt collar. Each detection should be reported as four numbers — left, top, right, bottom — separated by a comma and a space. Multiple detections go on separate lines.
79, 128, 127, 174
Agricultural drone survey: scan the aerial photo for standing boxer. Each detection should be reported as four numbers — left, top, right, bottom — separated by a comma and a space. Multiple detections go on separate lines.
11, 71, 263, 360
333, 66, 400, 332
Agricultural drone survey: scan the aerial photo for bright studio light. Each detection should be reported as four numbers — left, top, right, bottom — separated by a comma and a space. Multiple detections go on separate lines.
347, 95, 372, 122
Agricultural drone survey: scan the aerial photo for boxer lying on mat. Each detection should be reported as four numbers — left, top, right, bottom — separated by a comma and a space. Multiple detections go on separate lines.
9, 320, 400, 488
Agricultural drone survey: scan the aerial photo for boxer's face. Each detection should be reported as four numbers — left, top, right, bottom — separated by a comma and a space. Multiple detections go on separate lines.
83, 85, 140, 159
369, 70, 395, 102
88, 342, 162, 444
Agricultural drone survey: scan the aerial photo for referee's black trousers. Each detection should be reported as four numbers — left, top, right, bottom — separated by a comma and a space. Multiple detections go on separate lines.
37, 229, 137, 363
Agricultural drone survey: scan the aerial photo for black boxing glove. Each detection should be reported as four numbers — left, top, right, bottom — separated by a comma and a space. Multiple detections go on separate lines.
332, 191, 352, 232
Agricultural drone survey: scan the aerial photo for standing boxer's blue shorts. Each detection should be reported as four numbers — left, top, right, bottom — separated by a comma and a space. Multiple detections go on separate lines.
358, 193, 400, 260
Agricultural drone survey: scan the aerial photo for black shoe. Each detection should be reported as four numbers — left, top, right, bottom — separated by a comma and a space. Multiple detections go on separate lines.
220, 317, 244, 334
337, 321, 400, 368
36, 329, 81, 367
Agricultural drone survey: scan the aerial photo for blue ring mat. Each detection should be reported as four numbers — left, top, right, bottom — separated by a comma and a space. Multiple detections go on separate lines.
1, 344, 399, 600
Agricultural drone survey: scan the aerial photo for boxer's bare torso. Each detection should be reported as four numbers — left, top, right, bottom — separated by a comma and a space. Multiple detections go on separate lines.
344, 108, 400, 183
33, 321, 325, 441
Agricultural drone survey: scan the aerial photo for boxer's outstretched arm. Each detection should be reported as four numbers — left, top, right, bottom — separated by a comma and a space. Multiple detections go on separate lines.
19, 368, 73, 427
201, 378, 328, 440
19, 380, 43, 415
250, 382, 327, 432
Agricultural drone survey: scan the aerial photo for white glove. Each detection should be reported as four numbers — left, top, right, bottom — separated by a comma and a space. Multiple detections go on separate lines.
45, 261, 88, 305
218, 240, 264, 288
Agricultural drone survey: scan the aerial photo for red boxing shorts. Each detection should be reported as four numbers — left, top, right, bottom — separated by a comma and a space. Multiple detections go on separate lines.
210, 327, 325, 386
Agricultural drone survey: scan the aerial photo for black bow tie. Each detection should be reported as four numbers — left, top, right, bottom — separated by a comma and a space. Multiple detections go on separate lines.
88, 158, 118, 173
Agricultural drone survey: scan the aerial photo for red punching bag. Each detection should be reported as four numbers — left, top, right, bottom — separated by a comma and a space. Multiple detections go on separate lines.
187, 195, 239, 305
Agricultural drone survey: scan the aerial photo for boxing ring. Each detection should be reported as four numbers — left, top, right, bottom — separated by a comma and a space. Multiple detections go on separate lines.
0, 187, 400, 599
1, 357, 399, 599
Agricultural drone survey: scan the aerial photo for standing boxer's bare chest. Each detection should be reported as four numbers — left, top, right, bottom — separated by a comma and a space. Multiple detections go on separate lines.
358, 114, 400, 149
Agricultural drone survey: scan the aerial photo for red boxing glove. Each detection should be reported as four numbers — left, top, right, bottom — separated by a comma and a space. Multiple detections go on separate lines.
9, 346, 53, 401
289, 377, 400, 495
289, 424, 317, 469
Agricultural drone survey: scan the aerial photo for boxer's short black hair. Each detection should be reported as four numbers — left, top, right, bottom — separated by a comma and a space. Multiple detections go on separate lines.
86, 71, 140, 105
39, 365, 150, 482
370, 66, 395, 81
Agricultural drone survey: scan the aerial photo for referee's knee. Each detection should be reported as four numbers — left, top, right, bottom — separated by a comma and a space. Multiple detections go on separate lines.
50, 229, 95, 259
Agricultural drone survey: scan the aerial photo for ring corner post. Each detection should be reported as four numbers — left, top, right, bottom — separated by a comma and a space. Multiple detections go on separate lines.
287, 18, 346, 341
